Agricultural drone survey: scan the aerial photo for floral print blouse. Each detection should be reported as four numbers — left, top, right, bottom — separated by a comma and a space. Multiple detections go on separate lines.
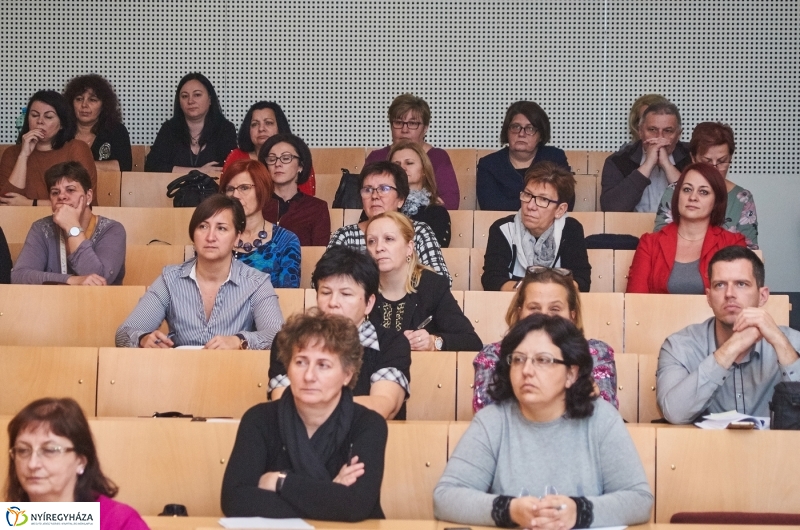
472, 338, 618, 413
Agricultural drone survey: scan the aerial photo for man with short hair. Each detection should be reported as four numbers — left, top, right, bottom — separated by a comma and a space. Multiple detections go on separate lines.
657, 246, 800, 424
269, 245, 411, 420
600, 102, 691, 212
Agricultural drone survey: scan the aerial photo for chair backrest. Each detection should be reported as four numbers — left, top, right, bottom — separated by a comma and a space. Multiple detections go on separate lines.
587, 151, 612, 175
0, 205, 52, 244
445, 148, 477, 210
382, 421, 449, 519
329, 207, 345, 233
0, 346, 98, 416
637, 353, 662, 423
581, 292, 624, 354
96, 169, 121, 206
406, 352, 457, 421
131, 145, 149, 171
462, 291, 514, 344
573, 175, 598, 212
614, 353, 639, 423
614, 249, 635, 292
313, 173, 341, 206
441, 247, 470, 291
604, 212, 655, 238
96, 348, 269, 418
656, 428, 800, 522
94, 206, 195, 246
274, 288, 306, 319
565, 150, 588, 175
587, 248, 613, 292
624, 293, 791, 354
469, 248, 484, 291
299, 246, 327, 289
343, 208, 361, 226
308, 147, 365, 174
569, 211, 604, 236
456, 351, 478, 421
472, 210, 511, 250
448, 209, 474, 248
0, 285, 145, 347
120, 171, 177, 207
122, 244, 186, 286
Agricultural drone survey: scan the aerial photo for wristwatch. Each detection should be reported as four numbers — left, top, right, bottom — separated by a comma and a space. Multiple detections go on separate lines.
433, 336, 444, 351
68, 226, 84, 238
235, 333, 249, 350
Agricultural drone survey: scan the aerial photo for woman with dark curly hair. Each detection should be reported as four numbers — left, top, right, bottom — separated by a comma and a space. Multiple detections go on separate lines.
64, 74, 132, 171
6, 397, 148, 529
435, 313, 653, 529
145, 72, 237, 175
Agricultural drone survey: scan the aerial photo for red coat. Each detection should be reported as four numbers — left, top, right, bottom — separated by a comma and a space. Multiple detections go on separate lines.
626, 223, 746, 294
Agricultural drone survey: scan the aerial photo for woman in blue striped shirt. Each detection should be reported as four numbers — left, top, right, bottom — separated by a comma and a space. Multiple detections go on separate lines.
115, 195, 284, 350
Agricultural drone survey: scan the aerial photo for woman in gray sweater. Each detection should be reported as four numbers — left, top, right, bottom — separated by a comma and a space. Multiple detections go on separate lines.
434, 314, 652, 528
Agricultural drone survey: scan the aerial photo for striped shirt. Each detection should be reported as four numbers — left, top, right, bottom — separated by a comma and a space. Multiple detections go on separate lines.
328, 221, 452, 285
115, 258, 284, 349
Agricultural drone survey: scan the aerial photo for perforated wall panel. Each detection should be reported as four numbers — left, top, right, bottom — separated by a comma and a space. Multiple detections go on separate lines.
1, 1, 797, 174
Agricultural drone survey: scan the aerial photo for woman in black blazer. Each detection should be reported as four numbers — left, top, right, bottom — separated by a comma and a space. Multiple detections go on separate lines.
364, 211, 482, 352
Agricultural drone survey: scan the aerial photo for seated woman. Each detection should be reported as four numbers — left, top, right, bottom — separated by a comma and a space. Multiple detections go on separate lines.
260, 133, 331, 246
655, 122, 758, 249
115, 194, 283, 349
329, 161, 451, 285
434, 314, 653, 528
0, 90, 97, 205
12, 162, 126, 285
482, 162, 590, 292
6, 397, 148, 529
0, 226, 11, 284
64, 74, 132, 171
145, 73, 237, 174
222, 310, 387, 521
477, 101, 571, 211
224, 101, 316, 195
220, 159, 300, 288
627, 163, 746, 294
365, 93, 459, 209
473, 267, 617, 412
389, 140, 451, 247
366, 211, 482, 352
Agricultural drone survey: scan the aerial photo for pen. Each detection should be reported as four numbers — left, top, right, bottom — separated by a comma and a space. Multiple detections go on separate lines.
347, 442, 354, 463
416, 316, 433, 330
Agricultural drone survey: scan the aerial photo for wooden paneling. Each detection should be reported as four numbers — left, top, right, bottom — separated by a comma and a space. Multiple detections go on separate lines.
407, 352, 457, 421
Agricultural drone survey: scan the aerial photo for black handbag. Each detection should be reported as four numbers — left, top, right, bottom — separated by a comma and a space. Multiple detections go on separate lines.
166, 170, 219, 207
332, 168, 362, 209
769, 382, 800, 430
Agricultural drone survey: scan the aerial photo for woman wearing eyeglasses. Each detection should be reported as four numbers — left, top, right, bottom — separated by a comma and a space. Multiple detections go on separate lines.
654, 122, 758, 249
219, 159, 300, 288
259, 133, 331, 246
6, 397, 148, 530
434, 314, 653, 529
473, 267, 617, 413
482, 162, 590, 292
477, 101, 571, 212
364, 93, 460, 210
329, 161, 452, 285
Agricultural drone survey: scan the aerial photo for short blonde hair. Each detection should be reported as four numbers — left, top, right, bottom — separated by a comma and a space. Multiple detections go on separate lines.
388, 140, 439, 203
366, 211, 432, 294
388, 93, 431, 126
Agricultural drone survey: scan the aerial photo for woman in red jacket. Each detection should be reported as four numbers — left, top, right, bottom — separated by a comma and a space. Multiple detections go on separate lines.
626, 163, 746, 294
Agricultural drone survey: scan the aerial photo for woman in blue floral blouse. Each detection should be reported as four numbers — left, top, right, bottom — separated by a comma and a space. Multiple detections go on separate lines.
473, 267, 617, 413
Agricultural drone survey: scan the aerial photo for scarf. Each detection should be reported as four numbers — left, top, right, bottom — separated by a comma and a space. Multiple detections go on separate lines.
278, 386, 355, 481
358, 320, 380, 351
401, 189, 432, 216
501, 212, 567, 278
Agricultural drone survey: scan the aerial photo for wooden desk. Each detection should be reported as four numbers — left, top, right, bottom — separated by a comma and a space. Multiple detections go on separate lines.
143, 517, 437, 530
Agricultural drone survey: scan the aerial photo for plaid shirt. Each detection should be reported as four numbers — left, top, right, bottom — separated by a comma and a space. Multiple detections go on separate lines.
328, 221, 452, 286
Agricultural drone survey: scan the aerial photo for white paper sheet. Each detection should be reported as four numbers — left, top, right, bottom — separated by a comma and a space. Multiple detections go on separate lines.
218, 517, 314, 529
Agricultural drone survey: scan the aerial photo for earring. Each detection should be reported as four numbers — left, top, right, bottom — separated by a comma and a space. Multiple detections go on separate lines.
77, 467, 84, 475
406, 255, 411, 263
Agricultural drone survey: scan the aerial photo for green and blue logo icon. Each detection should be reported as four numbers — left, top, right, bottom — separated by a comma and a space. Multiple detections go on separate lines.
5, 507, 28, 527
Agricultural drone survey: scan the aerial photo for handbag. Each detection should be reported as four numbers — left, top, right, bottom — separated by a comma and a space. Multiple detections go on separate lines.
166, 170, 219, 207
769, 381, 800, 430
332, 168, 362, 209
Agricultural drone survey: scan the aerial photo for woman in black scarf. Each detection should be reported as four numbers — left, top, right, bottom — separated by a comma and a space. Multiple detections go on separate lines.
221, 310, 387, 521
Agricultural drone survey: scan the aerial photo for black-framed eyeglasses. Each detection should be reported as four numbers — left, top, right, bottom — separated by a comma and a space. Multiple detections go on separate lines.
224, 184, 255, 195
9, 445, 76, 460
391, 119, 423, 130
520, 190, 559, 208
509, 123, 538, 136
265, 153, 300, 166
526, 266, 573, 277
699, 158, 731, 169
360, 184, 398, 196
506, 353, 568, 369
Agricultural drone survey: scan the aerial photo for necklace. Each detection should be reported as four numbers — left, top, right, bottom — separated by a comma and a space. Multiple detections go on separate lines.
677, 230, 704, 242
235, 220, 269, 253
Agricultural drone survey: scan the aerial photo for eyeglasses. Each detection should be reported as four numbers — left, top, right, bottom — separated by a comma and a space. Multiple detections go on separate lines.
526, 266, 573, 277
9, 445, 75, 461
391, 119, 423, 130
699, 158, 731, 169
360, 184, 398, 196
264, 153, 300, 166
506, 353, 568, 369
509, 124, 538, 136
224, 184, 255, 195
520, 190, 559, 208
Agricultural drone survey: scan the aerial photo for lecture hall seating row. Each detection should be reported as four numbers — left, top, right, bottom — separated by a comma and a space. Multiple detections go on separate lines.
1, 414, 797, 524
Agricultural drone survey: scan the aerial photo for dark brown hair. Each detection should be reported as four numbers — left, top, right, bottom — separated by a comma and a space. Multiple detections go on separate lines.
500, 100, 551, 145
19, 90, 75, 150
6, 397, 118, 502
523, 161, 576, 203
44, 161, 93, 193
670, 162, 728, 227
689, 122, 736, 158
257, 133, 313, 186
219, 159, 273, 212
188, 194, 246, 240
63, 74, 122, 134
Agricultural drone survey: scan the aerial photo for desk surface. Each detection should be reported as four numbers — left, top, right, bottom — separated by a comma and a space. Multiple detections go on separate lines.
143, 516, 793, 530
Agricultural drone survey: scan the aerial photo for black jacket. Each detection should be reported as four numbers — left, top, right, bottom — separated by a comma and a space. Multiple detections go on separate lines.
481, 215, 591, 292
370, 269, 483, 351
